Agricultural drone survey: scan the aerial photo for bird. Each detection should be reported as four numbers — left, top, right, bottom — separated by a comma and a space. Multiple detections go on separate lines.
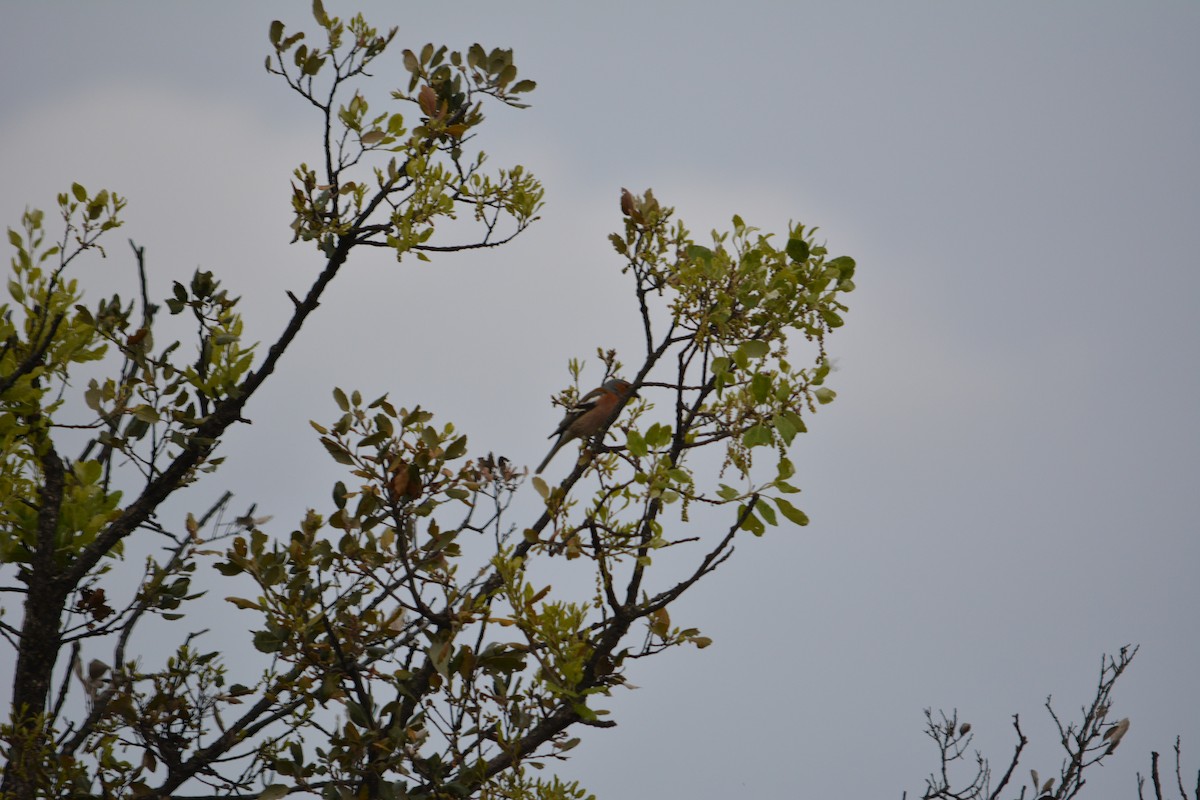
535, 378, 637, 474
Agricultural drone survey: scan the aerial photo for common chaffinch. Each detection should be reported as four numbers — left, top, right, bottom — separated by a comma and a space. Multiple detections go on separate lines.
535, 378, 637, 474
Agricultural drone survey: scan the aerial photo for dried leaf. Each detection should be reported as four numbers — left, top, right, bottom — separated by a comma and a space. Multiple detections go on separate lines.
418, 85, 438, 117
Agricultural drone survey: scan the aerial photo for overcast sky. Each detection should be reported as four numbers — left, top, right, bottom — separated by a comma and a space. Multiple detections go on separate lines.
2, 2, 1198, 798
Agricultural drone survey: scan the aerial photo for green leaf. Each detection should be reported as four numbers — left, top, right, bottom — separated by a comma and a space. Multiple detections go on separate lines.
303, 54, 325, 76
774, 497, 810, 526
776, 456, 796, 480
781, 409, 807, 434
814, 387, 837, 405
740, 340, 769, 359
72, 182, 87, 202
74, 460, 103, 485
571, 702, 598, 723
446, 435, 468, 460
820, 308, 844, 328
268, 20, 284, 46
280, 31, 305, 52
772, 413, 797, 444
346, 700, 371, 728
738, 506, 765, 536
372, 413, 394, 437
420, 426, 439, 448
358, 430, 387, 448
786, 238, 810, 262
214, 561, 243, 577
750, 372, 771, 403
311, 0, 329, 26
742, 424, 772, 448
626, 429, 647, 458
645, 422, 672, 448
253, 629, 284, 654
320, 437, 354, 466
332, 387, 349, 411
826, 255, 856, 278
667, 468, 693, 485
125, 417, 150, 440
132, 405, 161, 424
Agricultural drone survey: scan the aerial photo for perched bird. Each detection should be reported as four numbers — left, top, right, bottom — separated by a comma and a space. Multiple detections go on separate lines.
536, 378, 636, 474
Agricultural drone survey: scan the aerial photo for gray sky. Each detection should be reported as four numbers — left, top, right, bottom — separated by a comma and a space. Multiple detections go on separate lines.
2, 2, 1198, 798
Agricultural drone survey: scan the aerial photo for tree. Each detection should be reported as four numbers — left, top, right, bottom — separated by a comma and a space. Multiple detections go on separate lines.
910, 647, 1135, 800
0, 5, 853, 799
908, 647, 1198, 800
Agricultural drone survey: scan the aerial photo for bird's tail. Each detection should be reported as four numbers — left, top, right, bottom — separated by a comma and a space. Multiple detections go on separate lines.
535, 438, 565, 474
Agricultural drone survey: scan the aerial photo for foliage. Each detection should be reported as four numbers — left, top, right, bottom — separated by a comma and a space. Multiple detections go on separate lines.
0, 4, 854, 800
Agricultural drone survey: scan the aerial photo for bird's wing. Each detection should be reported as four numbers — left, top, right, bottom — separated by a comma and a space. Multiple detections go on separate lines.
547, 387, 605, 439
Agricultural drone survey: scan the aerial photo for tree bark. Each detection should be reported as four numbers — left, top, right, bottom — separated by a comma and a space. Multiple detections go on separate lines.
3, 444, 70, 800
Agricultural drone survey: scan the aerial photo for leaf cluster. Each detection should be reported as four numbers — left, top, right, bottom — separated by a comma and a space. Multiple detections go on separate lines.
2, 6, 547, 798
267, 3, 543, 261
2, 6, 869, 800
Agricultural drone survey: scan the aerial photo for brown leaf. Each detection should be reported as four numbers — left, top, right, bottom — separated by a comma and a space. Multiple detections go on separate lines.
390, 462, 422, 500
76, 587, 114, 624
390, 463, 409, 497
418, 85, 438, 117
620, 188, 636, 217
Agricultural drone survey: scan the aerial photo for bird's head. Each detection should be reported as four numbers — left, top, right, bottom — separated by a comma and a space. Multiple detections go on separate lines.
604, 378, 637, 399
